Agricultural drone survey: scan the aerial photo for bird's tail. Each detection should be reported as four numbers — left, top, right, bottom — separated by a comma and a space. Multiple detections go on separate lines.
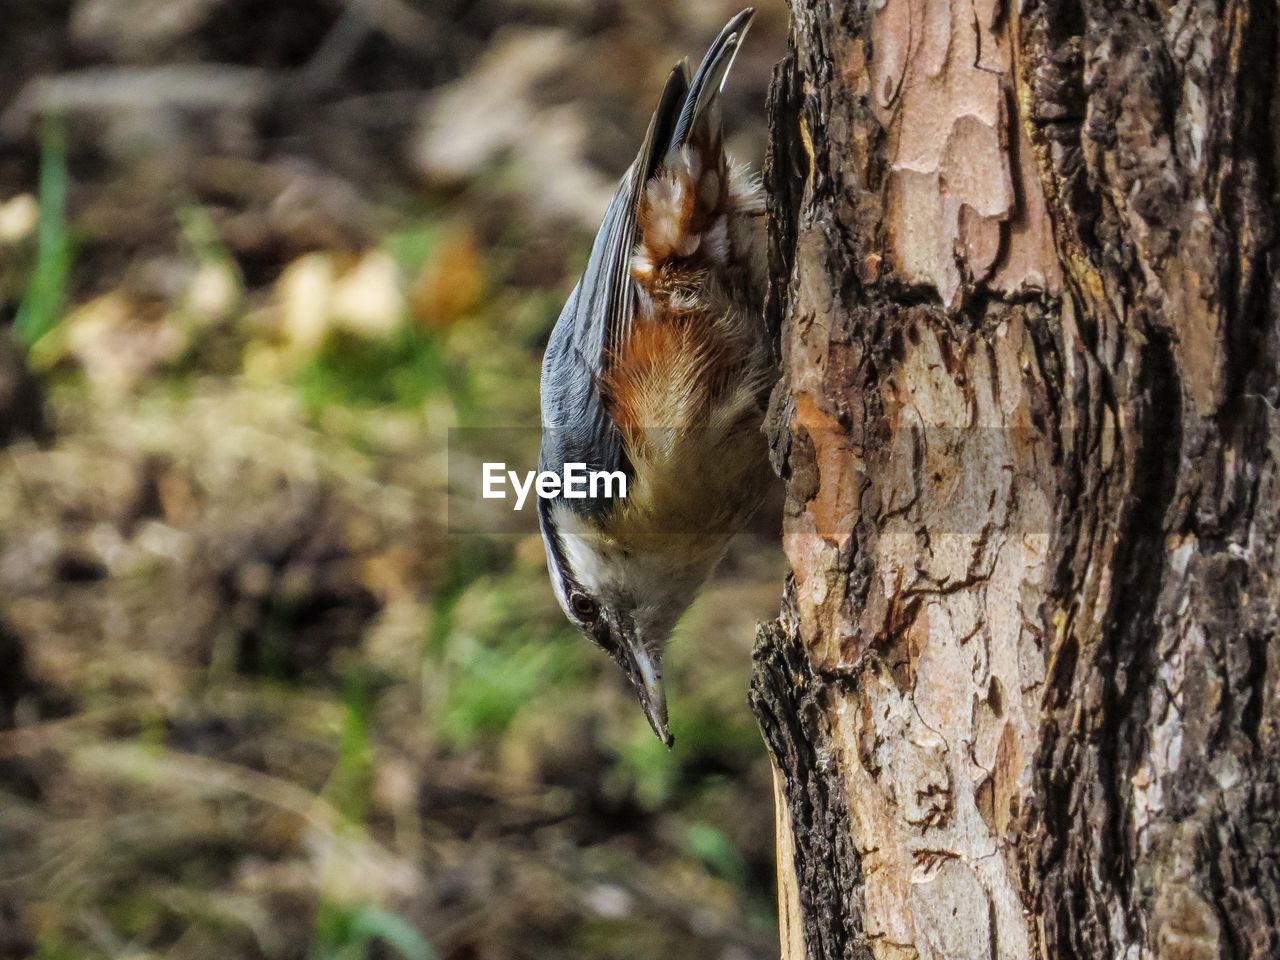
627, 9, 755, 285
670, 8, 755, 155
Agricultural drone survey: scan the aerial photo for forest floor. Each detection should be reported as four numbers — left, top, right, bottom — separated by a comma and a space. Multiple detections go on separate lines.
0, 2, 790, 958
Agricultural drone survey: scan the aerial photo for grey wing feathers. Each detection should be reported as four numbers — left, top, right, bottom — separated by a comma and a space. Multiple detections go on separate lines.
606, 64, 689, 360
538, 9, 754, 520
538, 66, 690, 506
539, 275, 624, 507
536, 168, 642, 502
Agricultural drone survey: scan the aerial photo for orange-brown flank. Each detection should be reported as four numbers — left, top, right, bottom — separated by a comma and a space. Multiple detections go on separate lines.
601, 135, 747, 448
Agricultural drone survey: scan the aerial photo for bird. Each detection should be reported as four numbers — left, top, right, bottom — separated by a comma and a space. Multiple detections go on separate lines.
537, 9, 773, 747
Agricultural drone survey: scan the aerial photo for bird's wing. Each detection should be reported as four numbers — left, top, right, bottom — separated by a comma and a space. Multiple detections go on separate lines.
538, 65, 689, 503
539, 10, 755, 517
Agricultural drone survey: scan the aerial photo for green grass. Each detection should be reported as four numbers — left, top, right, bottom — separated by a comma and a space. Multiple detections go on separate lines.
613, 728, 680, 810
177, 199, 235, 266
326, 674, 376, 824
383, 223, 440, 278
295, 326, 456, 412
311, 902, 436, 960
437, 639, 578, 745
15, 113, 73, 347
684, 822, 747, 886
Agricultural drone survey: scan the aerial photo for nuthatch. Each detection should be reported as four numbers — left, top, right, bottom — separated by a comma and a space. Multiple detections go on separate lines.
538, 10, 772, 746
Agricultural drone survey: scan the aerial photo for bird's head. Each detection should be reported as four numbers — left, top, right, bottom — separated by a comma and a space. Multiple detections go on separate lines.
539, 498, 721, 747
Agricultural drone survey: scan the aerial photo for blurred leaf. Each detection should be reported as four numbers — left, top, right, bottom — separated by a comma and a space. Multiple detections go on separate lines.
347, 906, 436, 960
326, 677, 375, 824
277, 252, 339, 358
178, 198, 235, 267
176, 201, 244, 329
295, 327, 450, 411
15, 114, 73, 347
410, 224, 484, 330
32, 937, 83, 960
311, 901, 435, 960
332, 250, 406, 340
666, 698, 761, 760
0, 192, 38, 242
614, 728, 679, 811
684, 822, 746, 885
438, 640, 574, 745
384, 224, 440, 277
424, 539, 505, 657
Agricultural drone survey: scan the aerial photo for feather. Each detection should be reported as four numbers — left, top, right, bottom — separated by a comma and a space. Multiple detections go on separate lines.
539, 10, 756, 527
671, 8, 754, 153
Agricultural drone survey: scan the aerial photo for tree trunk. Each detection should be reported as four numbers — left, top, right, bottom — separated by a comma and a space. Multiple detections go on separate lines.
750, 0, 1279, 957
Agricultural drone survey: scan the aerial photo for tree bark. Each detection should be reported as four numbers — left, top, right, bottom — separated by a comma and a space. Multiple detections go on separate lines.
751, 0, 1279, 958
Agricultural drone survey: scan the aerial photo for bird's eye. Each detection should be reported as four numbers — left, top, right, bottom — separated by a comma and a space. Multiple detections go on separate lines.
570, 592, 598, 621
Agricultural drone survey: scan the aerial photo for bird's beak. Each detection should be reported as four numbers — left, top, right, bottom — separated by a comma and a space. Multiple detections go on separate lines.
624, 642, 673, 748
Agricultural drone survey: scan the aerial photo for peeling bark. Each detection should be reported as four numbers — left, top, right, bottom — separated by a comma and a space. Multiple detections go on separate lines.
752, 0, 1279, 957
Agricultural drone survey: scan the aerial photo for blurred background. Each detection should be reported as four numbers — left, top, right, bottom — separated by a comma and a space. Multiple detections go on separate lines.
0, 2, 790, 958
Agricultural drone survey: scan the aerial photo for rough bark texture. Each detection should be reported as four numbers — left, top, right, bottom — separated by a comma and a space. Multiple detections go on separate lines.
751, 0, 1279, 957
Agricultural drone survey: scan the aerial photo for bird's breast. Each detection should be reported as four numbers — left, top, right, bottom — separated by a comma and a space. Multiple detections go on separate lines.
597, 304, 771, 550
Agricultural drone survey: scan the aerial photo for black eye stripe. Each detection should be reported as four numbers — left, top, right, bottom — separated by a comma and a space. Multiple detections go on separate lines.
591, 619, 617, 653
